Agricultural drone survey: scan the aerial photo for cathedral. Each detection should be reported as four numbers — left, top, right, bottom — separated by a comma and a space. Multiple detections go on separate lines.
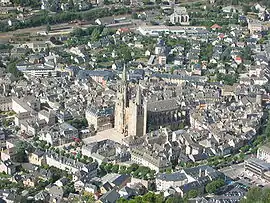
114, 66, 147, 137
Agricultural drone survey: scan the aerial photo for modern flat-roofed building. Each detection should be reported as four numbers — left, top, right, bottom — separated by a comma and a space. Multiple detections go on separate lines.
244, 158, 270, 176
137, 26, 207, 36
16, 63, 57, 77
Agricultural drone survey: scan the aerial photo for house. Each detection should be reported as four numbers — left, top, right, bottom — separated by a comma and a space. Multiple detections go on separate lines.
98, 189, 120, 203
41, 122, 79, 146
45, 150, 98, 175
257, 143, 270, 163
119, 186, 137, 199
85, 183, 98, 193
208, 183, 247, 202
170, 7, 189, 25
49, 185, 64, 203
22, 175, 38, 187
36, 168, 53, 180
111, 174, 131, 189
222, 6, 237, 13
0, 97, 12, 112
1, 147, 17, 162
131, 147, 172, 172
0, 0, 12, 6
248, 20, 263, 34
211, 24, 222, 30
35, 190, 50, 202
0, 159, 16, 175
55, 177, 69, 187
100, 182, 114, 194
156, 172, 188, 191
28, 149, 45, 166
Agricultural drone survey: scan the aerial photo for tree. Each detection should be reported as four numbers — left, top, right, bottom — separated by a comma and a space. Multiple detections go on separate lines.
91, 27, 102, 42
129, 163, 139, 171
205, 179, 225, 194
188, 189, 198, 198
7, 61, 23, 78
240, 187, 270, 203
165, 196, 184, 203
112, 164, 119, 173
104, 163, 113, 173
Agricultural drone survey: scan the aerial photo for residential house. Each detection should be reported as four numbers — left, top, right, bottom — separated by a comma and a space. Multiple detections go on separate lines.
28, 149, 45, 166
156, 172, 188, 191
98, 189, 120, 203
0, 160, 16, 175
22, 174, 38, 187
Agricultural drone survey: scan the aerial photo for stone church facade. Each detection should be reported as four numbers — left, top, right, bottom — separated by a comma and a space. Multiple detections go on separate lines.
114, 66, 187, 137
114, 66, 147, 137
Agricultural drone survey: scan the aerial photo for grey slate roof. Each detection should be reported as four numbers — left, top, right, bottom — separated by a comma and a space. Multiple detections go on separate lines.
156, 172, 187, 181
147, 99, 180, 112
99, 189, 120, 203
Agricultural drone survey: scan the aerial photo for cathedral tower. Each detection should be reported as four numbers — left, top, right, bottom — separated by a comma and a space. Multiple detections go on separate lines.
114, 66, 146, 137
128, 85, 146, 137
114, 65, 128, 135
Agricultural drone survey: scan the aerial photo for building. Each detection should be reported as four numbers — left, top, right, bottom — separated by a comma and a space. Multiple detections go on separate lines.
131, 147, 171, 172
0, 0, 12, 6
248, 20, 263, 34
156, 172, 188, 191
85, 106, 114, 132
146, 99, 187, 132
0, 97, 12, 112
23, 175, 38, 187
45, 151, 98, 175
0, 159, 16, 175
114, 66, 146, 137
114, 66, 189, 137
244, 158, 270, 177
16, 63, 57, 77
257, 143, 270, 163
40, 122, 79, 146
170, 7, 189, 25
28, 149, 45, 166
137, 26, 206, 36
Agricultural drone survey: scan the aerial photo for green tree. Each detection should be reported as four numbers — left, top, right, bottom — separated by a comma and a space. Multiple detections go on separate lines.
165, 196, 184, 203
91, 27, 102, 42
206, 179, 225, 194
7, 62, 23, 78
188, 189, 198, 198
240, 187, 270, 203
112, 164, 119, 173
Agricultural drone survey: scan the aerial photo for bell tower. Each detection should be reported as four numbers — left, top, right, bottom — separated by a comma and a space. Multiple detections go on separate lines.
114, 65, 128, 135
128, 85, 146, 137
